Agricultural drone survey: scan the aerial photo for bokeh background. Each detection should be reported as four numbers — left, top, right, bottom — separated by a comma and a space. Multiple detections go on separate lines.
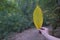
0, 0, 60, 40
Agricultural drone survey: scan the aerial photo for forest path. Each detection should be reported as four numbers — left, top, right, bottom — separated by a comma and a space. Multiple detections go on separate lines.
7, 28, 47, 40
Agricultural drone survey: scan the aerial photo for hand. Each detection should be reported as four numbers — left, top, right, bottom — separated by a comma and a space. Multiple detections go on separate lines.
39, 27, 49, 35
39, 27, 60, 40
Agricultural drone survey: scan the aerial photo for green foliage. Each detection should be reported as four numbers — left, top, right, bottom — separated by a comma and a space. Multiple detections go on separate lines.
39, 0, 59, 26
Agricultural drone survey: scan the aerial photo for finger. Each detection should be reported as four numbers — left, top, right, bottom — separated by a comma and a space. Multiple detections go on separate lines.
40, 28, 45, 30
42, 27, 48, 30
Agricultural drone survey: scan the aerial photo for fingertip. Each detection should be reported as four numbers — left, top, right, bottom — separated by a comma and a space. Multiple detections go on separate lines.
42, 27, 47, 29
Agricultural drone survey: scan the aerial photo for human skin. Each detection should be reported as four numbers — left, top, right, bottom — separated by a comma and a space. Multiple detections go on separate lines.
39, 27, 60, 40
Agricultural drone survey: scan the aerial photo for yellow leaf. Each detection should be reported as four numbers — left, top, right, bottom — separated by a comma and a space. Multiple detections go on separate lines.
33, 5, 43, 30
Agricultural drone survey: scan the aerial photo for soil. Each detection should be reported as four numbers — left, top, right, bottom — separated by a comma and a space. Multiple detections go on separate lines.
6, 28, 47, 40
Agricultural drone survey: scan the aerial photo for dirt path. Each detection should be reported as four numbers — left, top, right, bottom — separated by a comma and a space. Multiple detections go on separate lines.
7, 28, 47, 40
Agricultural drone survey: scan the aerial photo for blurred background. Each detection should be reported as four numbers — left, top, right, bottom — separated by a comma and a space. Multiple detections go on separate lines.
0, 0, 60, 40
